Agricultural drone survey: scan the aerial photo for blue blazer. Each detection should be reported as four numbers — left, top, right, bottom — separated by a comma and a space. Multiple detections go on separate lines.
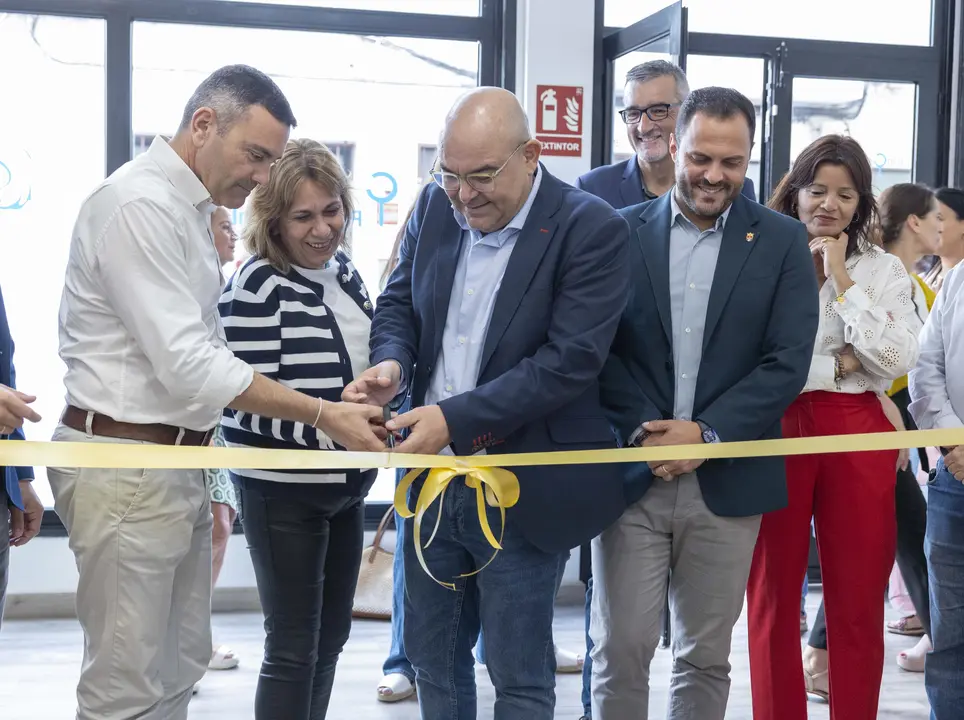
371, 167, 632, 552
600, 193, 819, 517
0, 284, 33, 510
575, 157, 757, 209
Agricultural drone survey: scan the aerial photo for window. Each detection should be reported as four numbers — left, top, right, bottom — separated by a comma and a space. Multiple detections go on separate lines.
215, 0, 481, 15
0, 13, 106, 507
605, 0, 934, 46
789, 79, 917, 194
133, 21, 479, 502
417, 144, 438, 186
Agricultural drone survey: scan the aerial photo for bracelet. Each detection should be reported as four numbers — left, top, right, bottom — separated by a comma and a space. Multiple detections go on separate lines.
312, 398, 325, 429
833, 353, 844, 382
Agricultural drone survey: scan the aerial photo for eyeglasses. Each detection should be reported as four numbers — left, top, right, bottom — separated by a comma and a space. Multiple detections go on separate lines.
432, 141, 528, 194
619, 103, 680, 125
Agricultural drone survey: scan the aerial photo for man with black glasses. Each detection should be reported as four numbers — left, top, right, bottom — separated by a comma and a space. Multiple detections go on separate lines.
577, 60, 756, 207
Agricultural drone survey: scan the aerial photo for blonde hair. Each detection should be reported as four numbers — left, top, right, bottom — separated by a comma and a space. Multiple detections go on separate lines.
243, 138, 354, 273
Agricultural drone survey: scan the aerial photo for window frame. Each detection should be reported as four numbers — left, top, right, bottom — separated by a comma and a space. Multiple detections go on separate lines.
0, 0, 516, 529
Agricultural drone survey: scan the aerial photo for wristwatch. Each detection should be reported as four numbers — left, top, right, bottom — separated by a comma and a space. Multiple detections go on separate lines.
627, 425, 650, 447
696, 420, 720, 444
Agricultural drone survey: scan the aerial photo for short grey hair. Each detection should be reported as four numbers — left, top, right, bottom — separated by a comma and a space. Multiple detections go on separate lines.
624, 60, 690, 103
178, 64, 297, 135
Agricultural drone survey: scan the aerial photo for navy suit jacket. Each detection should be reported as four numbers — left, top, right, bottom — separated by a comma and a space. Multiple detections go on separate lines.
576, 157, 757, 209
0, 284, 33, 510
600, 193, 819, 517
371, 167, 632, 552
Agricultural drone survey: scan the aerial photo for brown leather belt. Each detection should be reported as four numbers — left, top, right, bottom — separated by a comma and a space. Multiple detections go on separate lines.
62, 406, 214, 447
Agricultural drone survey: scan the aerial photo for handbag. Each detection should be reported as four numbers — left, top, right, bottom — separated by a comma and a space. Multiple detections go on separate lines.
352, 505, 396, 620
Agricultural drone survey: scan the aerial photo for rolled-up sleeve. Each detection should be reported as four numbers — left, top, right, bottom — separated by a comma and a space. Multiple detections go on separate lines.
97, 199, 253, 409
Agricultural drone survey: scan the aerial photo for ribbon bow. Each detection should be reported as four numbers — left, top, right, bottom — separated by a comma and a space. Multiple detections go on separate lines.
394, 465, 520, 591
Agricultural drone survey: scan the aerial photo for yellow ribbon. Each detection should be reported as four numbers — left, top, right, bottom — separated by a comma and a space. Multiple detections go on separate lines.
394, 465, 520, 590
3, 427, 963, 589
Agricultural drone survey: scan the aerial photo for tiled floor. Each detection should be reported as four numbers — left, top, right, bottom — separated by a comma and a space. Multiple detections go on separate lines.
0, 588, 930, 719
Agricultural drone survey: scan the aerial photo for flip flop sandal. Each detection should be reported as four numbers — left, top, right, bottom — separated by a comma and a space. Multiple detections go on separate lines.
208, 645, 240, 670
376, 673, 416, 703
887, 615, 925, 637
555, 646, 584, 674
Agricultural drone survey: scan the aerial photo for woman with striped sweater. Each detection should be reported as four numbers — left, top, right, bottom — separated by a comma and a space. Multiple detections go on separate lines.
218, 138, 379, 720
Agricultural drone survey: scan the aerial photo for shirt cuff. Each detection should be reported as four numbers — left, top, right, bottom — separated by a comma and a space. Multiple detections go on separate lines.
835, 284, 873, 324
196, 349, 256, 412
808, 354, 838, 392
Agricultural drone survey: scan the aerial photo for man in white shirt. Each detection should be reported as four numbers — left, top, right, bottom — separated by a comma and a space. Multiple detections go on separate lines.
49, 64, 385, 720
909, 263, 964, 720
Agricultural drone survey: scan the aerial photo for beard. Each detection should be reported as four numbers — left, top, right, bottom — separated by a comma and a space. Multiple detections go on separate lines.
676, 177, 740, 218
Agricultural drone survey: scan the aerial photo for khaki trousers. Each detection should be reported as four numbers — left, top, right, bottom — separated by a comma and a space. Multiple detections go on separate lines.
48, 424, 212, 720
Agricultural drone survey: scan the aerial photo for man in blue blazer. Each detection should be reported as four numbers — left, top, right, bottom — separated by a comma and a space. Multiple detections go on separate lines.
344, 87, 630, 720
575, 60, 760, 720
589, 88, 818, 720
575, 60, 757, 207
0, 283, 43, 627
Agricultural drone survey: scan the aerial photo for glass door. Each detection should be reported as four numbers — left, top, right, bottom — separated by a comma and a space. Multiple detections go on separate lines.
765, 42, 942, 196
595, 1, 687, 167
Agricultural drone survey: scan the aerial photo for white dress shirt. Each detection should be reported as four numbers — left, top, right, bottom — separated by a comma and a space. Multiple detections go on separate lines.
804, 244, 923, 395
58, 136, 254, 431
909, 263, 964, 430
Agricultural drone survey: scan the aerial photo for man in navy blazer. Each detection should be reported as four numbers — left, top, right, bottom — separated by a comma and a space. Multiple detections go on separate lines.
588, 88, 818, 720
575, 59, 757, 208
344, 87, 630, 720
0, 282, 43, 627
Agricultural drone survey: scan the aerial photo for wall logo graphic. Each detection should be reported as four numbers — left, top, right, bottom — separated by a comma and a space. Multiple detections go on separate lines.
536, 85, 584, 157
0, 145, 32, 211
228, 171, 400, 229
366, 171, 398, 226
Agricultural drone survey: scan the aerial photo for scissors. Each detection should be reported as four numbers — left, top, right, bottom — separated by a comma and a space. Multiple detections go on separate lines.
383, 405, 395, 449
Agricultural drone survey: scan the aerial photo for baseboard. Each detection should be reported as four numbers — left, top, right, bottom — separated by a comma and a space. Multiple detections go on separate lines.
4, 586, 264, 620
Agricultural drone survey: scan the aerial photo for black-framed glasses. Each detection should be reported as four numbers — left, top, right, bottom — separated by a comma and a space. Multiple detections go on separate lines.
619, 103, 680, 125
432, 140, 528, 193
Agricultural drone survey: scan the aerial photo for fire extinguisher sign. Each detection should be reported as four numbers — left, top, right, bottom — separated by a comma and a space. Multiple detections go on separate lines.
535, 85, 583, 157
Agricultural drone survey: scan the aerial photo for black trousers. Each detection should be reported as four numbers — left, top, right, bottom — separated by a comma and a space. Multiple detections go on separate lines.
809, 388, 930, 648
240, 478, 365, 720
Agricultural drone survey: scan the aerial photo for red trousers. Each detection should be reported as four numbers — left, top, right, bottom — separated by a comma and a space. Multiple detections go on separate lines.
747, 391, 897, 720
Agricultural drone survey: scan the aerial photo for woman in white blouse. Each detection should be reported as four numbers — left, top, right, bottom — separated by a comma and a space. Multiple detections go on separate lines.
745, 135, 923, 720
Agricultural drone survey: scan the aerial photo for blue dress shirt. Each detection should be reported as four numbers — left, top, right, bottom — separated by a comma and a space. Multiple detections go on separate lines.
424, 168, 544, 426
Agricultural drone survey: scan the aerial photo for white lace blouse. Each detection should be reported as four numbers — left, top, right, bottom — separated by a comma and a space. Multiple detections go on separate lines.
804, 245, 925, 395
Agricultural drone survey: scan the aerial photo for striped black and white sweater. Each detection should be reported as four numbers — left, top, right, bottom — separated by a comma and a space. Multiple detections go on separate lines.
218, 250, 376, 496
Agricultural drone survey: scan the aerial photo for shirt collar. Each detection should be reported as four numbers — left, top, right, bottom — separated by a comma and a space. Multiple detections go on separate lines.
453, 164, 543, 245
670, 188, 731, 233
147, 136, 213, 212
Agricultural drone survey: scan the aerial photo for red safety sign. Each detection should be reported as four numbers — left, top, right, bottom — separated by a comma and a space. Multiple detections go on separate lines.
535, 85, 584, 157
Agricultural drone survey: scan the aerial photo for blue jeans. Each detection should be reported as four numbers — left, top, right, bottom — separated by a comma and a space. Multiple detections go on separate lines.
403, 477, 567, 720
382, 469, 415, 681
925, 460, 964, 719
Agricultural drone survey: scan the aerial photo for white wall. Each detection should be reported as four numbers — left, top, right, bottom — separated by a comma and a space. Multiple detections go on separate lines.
517, 0, 596, 184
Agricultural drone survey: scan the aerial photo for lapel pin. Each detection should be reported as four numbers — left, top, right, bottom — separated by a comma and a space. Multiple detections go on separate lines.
746, 232, 755, 242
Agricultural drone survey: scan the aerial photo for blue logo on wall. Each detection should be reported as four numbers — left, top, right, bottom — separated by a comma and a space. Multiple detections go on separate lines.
0, 147, 33, 211
366, 171, 398, 226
